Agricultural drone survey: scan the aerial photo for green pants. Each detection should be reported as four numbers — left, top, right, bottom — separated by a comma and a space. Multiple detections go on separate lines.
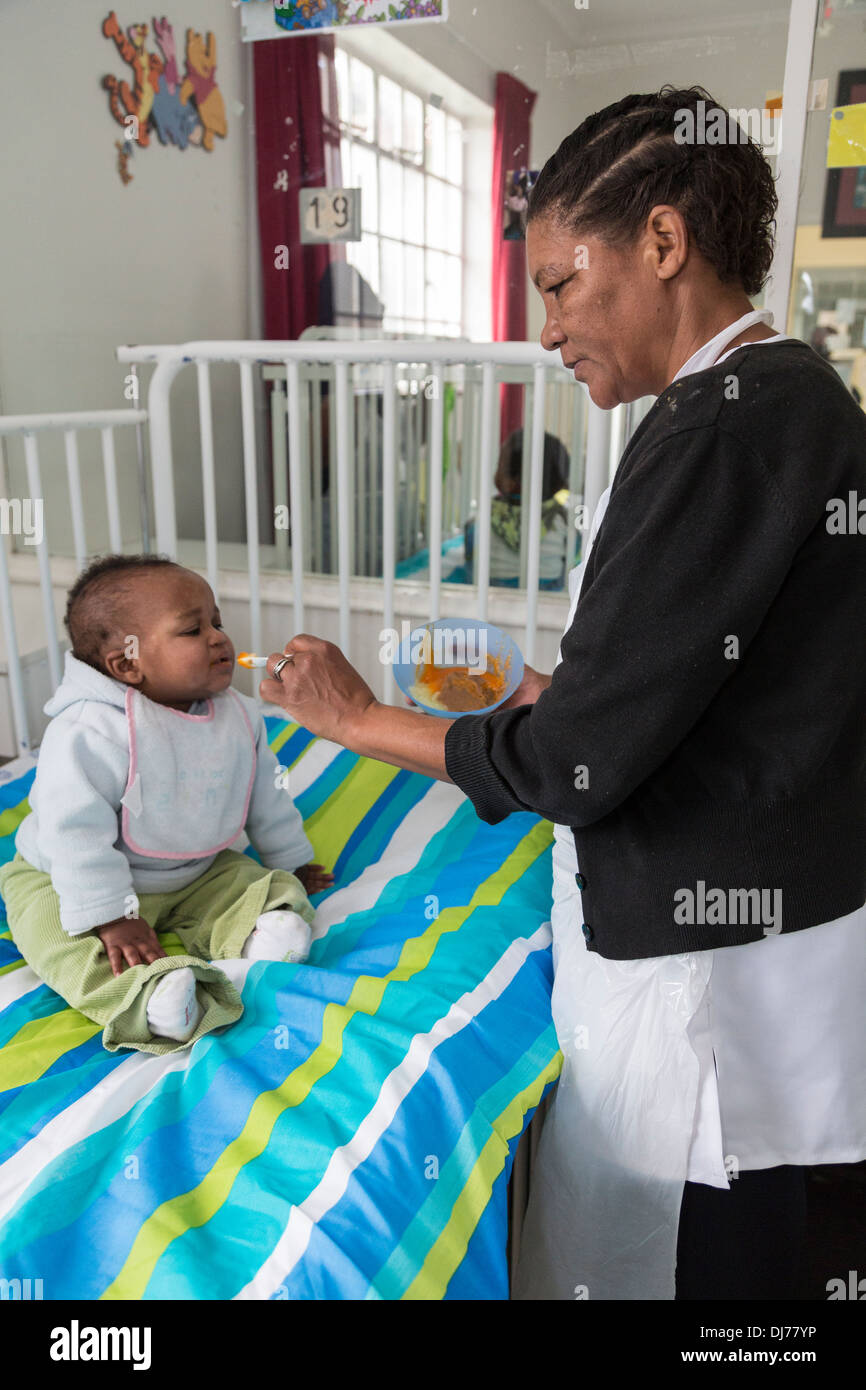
0, 849, 315, 1056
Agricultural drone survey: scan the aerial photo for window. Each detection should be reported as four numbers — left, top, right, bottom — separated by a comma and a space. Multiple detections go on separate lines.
335, 47, 465, 337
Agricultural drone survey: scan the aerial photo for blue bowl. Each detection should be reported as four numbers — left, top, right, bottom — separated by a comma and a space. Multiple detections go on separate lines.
392, 619, 524, 718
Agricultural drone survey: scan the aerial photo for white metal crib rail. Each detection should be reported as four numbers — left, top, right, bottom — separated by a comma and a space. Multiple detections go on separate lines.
0, 341, 630, 755
116, 340, 617, 685
0, 408, 147, 753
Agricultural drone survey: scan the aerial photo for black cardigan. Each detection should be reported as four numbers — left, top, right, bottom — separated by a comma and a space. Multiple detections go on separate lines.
444, 340, 866, 959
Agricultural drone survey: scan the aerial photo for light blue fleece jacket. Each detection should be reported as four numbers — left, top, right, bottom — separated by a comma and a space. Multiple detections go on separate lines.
15, 652, 315, 936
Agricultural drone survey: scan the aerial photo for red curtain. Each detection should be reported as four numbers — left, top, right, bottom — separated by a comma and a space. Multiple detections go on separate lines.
253, 35, 343, 340
492, 72, 537, 438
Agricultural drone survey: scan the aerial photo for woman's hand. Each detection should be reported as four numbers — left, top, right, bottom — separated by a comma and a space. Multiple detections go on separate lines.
259, 635, 378, 744
499, 662, 552, 710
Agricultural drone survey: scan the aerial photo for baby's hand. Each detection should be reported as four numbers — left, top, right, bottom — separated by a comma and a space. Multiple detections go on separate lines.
96, 916, 167, 976
294, 862, 334, 894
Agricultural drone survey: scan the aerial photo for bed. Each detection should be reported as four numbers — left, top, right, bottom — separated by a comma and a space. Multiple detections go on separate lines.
0, 714, 561, 1300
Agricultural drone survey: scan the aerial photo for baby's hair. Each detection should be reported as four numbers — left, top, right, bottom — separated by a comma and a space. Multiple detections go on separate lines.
64, 553, 181, 674
499, 429, 570, 499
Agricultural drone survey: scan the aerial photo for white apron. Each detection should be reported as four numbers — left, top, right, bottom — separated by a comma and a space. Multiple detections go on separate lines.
121, 687, 256, 859
513, 311, 801, 1301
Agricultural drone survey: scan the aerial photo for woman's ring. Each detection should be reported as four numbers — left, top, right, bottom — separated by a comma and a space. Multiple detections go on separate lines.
272, 654, 294, 682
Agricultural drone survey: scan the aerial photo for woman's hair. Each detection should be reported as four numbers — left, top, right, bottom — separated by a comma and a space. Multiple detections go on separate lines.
528, 86, 777, 297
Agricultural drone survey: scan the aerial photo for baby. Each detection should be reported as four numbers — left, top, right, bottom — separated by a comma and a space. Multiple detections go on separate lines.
463, 429, 572, 590
0, 555, 333, 1055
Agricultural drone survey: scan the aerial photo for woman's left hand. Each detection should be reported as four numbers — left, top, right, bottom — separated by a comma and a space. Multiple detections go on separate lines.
259, 634, 378, 744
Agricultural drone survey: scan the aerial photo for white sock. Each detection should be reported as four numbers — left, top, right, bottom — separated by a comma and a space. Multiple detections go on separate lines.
241, 909, 312, 964
146, 967, 202, 1042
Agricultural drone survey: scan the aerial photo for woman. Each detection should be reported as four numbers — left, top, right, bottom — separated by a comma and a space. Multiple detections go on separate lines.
260, 87, 866, 1300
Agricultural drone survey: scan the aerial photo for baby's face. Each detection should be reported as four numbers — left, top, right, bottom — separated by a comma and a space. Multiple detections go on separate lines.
115, 569, 235, 709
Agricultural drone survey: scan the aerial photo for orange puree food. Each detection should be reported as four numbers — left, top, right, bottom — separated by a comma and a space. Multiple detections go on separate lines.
412, 653, 510, 712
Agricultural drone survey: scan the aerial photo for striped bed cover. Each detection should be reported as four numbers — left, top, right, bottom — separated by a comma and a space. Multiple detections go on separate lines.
0, 716, 562, 1300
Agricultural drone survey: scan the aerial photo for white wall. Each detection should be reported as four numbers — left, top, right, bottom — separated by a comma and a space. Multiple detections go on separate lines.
397, 0, 866, 343
0, 0, 253, 551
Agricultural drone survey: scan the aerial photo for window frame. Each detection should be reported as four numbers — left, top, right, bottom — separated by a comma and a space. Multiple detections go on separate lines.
334, 42, 467, 338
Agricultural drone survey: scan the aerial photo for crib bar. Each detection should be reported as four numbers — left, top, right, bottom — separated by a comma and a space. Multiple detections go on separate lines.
407, 386, 418, 562
347, 371, 357, 586
148, 360, 182, 555
298, 382, 313, 586
0, 409, 146, 435
523, 366, 547, 666
0, 530, 31, 753
328, 385, 338, 583
475, 362, 496, 621
569, 393, 583, 562
583, 403, 612, 560
239, 361, 262, 659
334, 361, 351, 657
370, 384, 380, 579
354, 390, 364, 579
100, 428, 123, 554
63, 431, 87, 573
454, 378, 462, 535
270, 376, 289, 572
382, 363, 396, 705
609, 403, 626, 482
118, 340, 568, 368
23, 433, 62, 690
309, 378, 322, 573
461, 373, 476, 561
427, 365, 444, 621
360, 389, 368, 578
518, 395, 532, 590
196, 362, 220, 601
286, 360, 305, 635
132, 379, 151, 553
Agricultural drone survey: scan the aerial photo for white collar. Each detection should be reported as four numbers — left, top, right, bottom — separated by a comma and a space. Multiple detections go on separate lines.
672, 308, 784, 382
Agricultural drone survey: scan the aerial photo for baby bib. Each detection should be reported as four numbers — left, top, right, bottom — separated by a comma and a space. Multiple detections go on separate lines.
121, 687, 256, 859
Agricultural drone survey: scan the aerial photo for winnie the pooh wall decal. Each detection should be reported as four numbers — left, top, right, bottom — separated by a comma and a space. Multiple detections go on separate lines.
179, 28, 228, 152
101, 12, 227, 179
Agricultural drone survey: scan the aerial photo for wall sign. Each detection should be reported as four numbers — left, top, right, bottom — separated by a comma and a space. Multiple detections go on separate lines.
239, 0, 448, 41
503, 169, 538, 241
822, 69, 866, 238
299, 187, 362, 243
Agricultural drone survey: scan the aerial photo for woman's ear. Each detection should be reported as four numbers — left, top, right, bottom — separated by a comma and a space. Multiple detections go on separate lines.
644, 205, 689, 281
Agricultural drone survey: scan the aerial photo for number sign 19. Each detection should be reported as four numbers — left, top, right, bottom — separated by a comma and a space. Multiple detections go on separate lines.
299, 187, 362, 243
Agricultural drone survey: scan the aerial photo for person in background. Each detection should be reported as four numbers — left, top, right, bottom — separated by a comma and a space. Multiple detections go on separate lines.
464, 428, 572, 591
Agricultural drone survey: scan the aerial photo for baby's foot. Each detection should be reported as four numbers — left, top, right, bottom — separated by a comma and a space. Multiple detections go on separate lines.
242, 909, 312, 964
146, 966, 202, 1042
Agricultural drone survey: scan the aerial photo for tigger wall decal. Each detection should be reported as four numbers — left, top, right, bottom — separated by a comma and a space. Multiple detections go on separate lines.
101, 12, 228, 177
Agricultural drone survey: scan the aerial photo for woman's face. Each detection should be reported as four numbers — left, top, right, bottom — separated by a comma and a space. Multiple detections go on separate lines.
527, 214, 671, 408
